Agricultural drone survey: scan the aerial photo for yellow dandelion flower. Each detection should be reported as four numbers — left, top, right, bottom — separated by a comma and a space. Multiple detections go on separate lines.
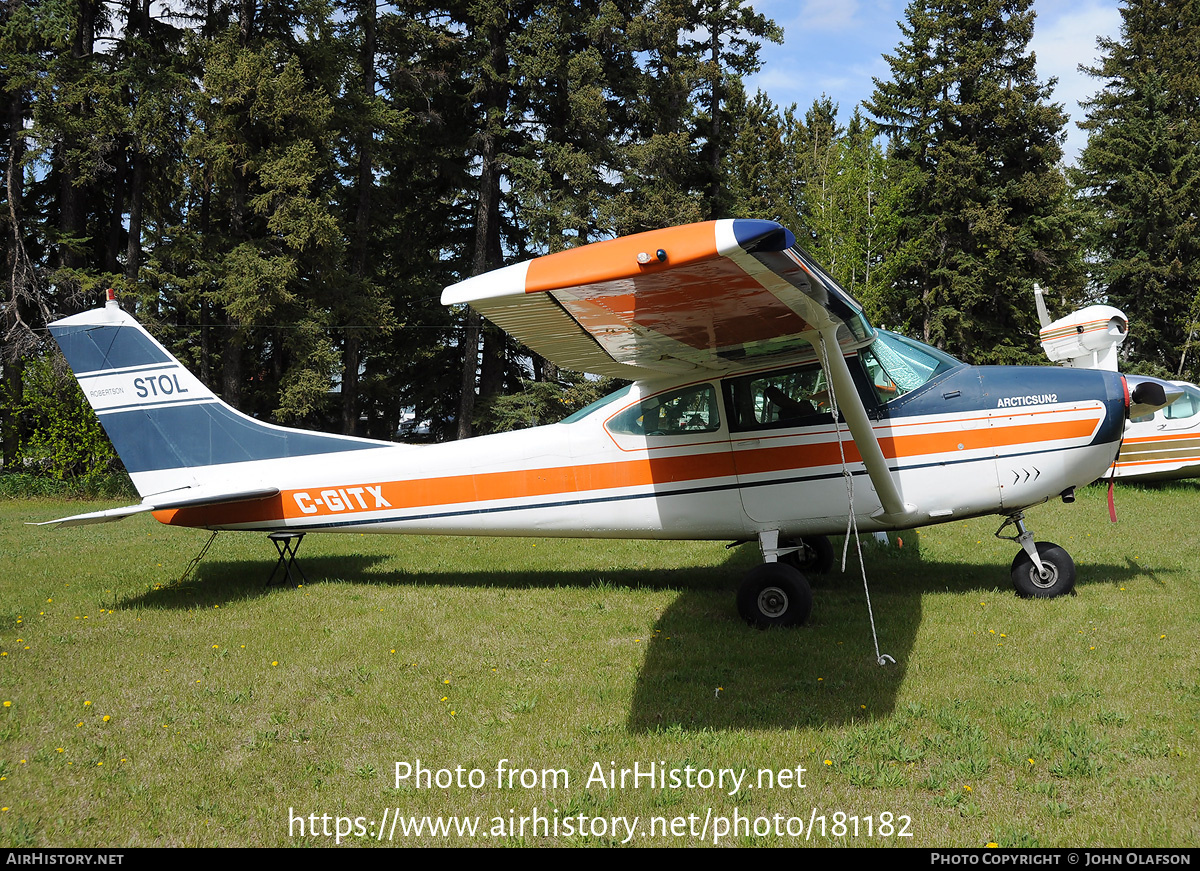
964, 785, 972, 792
987, 843, 998, 848
3, 701, 10, 707
272, 661, 279, 666
103, 715, 111, 723
84, 700, 92, 706
824, 759, 832, 766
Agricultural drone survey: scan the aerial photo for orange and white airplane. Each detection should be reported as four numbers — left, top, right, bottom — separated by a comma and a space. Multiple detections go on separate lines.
40, 220, 1171, 626
1034, 285, 1199, 482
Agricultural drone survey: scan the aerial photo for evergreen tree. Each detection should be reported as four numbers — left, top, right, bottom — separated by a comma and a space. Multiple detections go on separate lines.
1073, 0, 1200, 379
865, 0, 1079, 364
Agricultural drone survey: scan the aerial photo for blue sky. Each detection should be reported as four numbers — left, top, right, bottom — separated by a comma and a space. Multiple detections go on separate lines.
742, 0, 1124, 164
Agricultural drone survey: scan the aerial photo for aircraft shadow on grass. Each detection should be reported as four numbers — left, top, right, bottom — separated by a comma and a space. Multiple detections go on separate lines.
114, 536, 1164, 731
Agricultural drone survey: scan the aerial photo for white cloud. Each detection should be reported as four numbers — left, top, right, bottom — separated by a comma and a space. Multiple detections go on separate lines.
796, 0, 861, 32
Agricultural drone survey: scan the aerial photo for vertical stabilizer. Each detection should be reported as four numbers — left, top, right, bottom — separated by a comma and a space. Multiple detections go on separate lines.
48, 300, 389, 499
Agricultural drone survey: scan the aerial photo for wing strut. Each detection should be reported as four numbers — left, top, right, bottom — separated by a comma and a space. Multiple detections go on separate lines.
818, 326, 917, 525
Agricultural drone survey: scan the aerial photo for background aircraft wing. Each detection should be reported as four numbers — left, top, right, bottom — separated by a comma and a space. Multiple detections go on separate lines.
442, 219, 875, 379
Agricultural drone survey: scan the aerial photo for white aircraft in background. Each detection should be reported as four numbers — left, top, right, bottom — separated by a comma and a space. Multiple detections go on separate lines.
1035, 284, 1199, 482
37, 221, 1174, 627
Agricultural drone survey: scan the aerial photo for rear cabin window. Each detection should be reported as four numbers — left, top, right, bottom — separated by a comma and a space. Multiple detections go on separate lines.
606, 383, 721, 436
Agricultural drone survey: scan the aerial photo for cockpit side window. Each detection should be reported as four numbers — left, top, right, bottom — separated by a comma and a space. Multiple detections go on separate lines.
722, 362, 833, 432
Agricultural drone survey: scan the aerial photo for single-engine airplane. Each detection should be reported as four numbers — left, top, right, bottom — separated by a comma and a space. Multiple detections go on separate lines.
39, 220, 1174, 626
1034, 285, 1199, 482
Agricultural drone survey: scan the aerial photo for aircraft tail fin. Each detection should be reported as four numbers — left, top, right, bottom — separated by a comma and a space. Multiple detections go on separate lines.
1034, 283, 1051, 328
48, 294, 388, 501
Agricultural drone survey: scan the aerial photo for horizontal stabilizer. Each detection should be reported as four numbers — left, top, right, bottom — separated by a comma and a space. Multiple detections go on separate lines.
32, 486, 280, 527
31, 503, 156, 527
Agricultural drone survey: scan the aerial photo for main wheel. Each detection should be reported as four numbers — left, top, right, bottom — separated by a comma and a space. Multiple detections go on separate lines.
737, 562, 813, 628
780, 535, 835, 574
1010, 541, 1076, 598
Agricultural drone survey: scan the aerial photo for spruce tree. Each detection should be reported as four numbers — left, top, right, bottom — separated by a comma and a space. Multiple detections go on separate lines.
865, 0, 1079, 363
1073, 0, 1200, 379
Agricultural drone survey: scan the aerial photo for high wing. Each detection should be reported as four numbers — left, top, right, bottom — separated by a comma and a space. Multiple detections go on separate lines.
441, 219, 875, 380
444, 219, 915, 522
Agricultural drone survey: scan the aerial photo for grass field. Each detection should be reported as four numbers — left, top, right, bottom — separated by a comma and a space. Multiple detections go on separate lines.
1, 483, 1197, 847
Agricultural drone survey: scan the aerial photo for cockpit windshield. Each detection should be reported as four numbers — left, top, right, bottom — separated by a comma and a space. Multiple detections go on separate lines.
860, 331, 962, 404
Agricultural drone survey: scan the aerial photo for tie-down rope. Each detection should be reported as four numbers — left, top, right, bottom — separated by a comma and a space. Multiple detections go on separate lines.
818, 334, 895, 667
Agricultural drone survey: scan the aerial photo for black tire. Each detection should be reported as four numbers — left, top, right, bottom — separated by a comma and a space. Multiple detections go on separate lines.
737, 562, 813, 628
1010, 541, 1076, 598
779, 535, 835, 574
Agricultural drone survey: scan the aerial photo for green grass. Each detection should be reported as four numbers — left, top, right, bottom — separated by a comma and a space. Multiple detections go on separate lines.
1, 483, 1197, 847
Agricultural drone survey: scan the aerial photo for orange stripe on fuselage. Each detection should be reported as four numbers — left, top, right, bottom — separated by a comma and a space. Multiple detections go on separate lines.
155, 450, 740, 528
733, 416, 1099, 475
153, 412, 1101, 529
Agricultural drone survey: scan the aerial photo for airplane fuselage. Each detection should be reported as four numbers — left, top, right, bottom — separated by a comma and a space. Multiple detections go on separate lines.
154, 353, 1128, 540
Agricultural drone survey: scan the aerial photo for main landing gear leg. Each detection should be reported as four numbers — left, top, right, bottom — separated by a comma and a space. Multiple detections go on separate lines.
995, 512, 1076, 599
736, 530, 813, 628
